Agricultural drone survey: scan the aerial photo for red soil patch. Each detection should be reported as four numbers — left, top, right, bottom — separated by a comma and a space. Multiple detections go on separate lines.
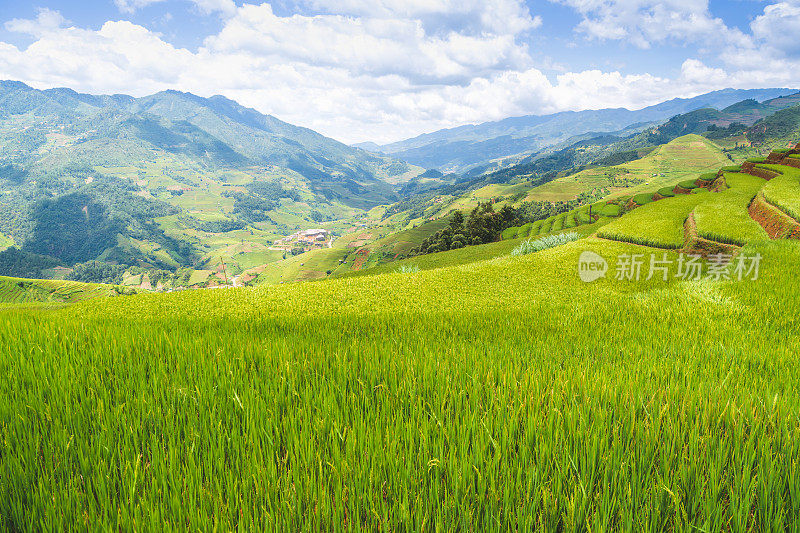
239, 272, 257, 285
709, 176, 728, 193
351, 249, 370, 270
682, 214, 740, 258
748, 193, 800, 240
674, 186, 693, 195
782, 157, 800, 170
741, 161, 779, 181
624, 198, 641, 211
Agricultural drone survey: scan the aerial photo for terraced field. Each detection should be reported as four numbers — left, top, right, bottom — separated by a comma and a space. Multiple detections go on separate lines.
3, 142, 800, 529
693, 173, 769, 245
598, 194, 705, 248
527, 135, 731, 202
759, 164, 800, 222
0, 276, 113, 306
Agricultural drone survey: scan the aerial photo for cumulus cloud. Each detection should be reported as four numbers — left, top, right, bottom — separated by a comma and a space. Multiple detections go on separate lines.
555, 0, 749, 49
5, 8, 67, 37
204, 4, 533, 84
1, 1, 800, 144
751, 2, 800, 55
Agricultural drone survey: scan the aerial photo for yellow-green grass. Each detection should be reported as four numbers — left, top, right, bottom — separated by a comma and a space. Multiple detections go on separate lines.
230, 249, 285, 271
595, 203, 622, 217
253, 247, 348, 285
2, 238, 800, 528
0, 233, 13, 250
527, 135, 731, 203
598, 194, 706, 248
339, 236, 527, 277
365, 219, 449, 256
551, 213, 566, 232
693, 173, 770, 246
758, 164, 800, 222
0, 276, 112, 306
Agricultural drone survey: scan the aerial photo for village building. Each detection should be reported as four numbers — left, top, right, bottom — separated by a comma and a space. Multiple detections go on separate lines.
272, 228, 331, 251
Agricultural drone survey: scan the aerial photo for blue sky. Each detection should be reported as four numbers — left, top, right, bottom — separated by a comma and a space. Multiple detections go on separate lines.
0, 0, 798, 143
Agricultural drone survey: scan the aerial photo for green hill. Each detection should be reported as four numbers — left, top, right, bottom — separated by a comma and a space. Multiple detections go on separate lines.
0, 81, 422, 276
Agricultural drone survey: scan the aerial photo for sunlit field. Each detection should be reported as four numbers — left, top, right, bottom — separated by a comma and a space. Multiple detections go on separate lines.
2, 236, 799, 530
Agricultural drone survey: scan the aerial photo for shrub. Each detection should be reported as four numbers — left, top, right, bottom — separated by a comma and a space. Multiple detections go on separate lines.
511, 232, 579, 256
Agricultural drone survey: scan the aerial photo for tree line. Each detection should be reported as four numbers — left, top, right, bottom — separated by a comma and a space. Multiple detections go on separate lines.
410, 200, 574, 256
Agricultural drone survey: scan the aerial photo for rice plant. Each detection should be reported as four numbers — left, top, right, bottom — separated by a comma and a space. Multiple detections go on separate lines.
511, 231, 579, 255
598, 194, 706, 248
759, 164, 800, 222
693, 172, 769, 245
0, 237, 799, 530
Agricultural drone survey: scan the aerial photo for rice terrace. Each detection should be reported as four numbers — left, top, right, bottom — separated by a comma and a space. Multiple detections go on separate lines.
3, 1, 800, 530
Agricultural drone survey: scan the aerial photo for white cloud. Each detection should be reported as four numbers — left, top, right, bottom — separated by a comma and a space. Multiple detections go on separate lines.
114, 0, 166, 15
5, 8, 67, 37
204, 4, 532, 84
305, 0, 541, 35
751, 2, 800, 55
1, 1, 800, 144
556, 0, 749, 49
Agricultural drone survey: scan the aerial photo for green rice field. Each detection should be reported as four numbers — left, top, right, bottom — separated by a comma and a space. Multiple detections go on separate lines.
759, 164, 800, 222
693, 173, 770, 245
1, 237, 800, 529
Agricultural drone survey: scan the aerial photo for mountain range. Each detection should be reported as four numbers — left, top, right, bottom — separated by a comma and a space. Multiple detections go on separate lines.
3, 80, 800, 283
362, 88, 798, 172
0, 81, 427, 272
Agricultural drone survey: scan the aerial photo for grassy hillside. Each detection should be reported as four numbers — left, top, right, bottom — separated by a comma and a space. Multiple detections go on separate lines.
1, 234, 799, 528
0, 276, 115, 306
529, 135, 730, 202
